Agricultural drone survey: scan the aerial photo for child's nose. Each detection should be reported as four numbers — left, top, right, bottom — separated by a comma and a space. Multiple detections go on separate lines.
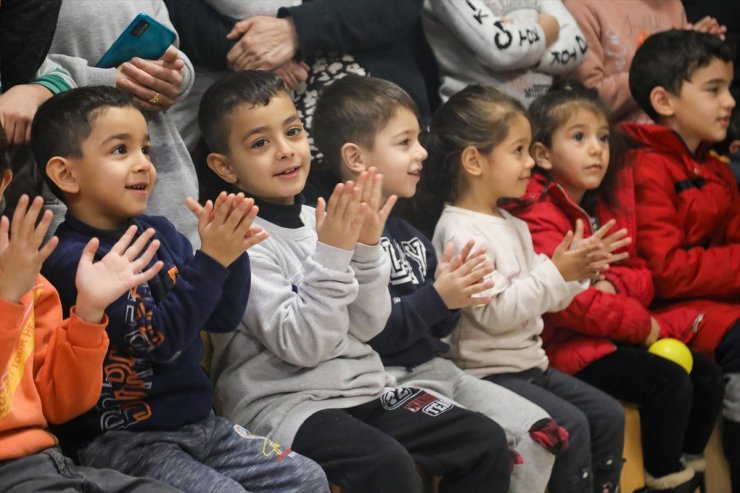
276, 137, 295, 158
589, 138, 603, 154
134, 152, 152, 171
416, 143, 428, 161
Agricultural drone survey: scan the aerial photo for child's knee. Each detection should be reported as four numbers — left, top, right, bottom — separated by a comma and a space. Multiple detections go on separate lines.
286, 455, 329, 492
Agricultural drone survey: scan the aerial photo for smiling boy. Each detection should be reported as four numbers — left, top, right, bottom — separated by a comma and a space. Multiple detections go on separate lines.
33, 86, 328, 493
199, 70, 512, 493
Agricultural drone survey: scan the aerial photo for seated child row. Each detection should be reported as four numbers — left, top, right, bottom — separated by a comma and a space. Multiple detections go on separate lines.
1, 28, 738, 493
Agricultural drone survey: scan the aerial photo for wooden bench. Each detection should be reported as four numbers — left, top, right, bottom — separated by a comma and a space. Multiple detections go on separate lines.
621, 404, 730, 493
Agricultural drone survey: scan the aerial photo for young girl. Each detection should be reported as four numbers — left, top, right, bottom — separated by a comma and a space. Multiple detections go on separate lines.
515, 81, 725, 492
421, 84, 625, 493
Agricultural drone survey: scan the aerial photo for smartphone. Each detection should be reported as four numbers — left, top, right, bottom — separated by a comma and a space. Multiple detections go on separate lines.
96, 13, 177, 68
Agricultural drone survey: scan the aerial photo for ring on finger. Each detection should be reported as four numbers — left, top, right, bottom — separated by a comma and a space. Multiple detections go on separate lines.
148, 92, 161, 105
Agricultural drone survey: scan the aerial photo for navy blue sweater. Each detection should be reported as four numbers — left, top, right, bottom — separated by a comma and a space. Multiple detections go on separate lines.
42, 214, 251, 447
370, 217, 458, 368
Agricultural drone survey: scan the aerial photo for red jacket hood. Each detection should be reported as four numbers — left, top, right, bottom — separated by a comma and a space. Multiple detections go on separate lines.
620, 123, 713, 161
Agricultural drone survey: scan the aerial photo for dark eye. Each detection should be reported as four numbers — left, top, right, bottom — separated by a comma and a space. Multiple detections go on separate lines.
599, 133, 610, 143
251, 138, 268, 149
573, 132, 584, 142
113, 144, 127, 155
514, 146, 524, 155
287, 126, 302, 137
399, 139, 411, 146
142, 145, 151, 155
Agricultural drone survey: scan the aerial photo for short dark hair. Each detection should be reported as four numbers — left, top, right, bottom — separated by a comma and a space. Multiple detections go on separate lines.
31, 86, 138, 202
630, 29, 735, 121
198, 70, 288, 155
312, 74, 418, 174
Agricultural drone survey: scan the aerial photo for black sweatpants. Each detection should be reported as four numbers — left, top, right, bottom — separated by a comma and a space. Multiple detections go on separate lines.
576, 346, 723, 478
292, 388, 510, 493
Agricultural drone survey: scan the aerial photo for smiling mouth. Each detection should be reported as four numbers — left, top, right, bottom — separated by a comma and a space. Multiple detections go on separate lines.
125, 184, 148, 190
275, 166, 300, 176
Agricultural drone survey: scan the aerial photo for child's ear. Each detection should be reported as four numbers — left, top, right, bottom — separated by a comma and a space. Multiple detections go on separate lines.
649, 86, 676, 118
460, 145, 484, 177
0, 169, 13, 198
206, 153, 238, 184
530, 143, 552, 170
46, 157, 80, 194
340, 142, 367, 175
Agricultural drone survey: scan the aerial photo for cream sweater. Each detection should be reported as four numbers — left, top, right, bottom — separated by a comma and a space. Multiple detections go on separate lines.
432, 205, 586, 377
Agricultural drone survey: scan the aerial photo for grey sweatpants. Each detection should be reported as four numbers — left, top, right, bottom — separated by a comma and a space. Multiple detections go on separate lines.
387, 357, 556, 493
78, 414, 329, 493
0, 447, 180, 493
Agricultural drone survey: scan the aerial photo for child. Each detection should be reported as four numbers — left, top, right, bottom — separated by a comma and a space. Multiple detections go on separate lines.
34, 86, 328, 493
0, 127, 180, 492
516, 81, 724, 492
423, 0, 587, 106
312, 73, 566, 493
626, 29, 740, 490
421, 84, 626, 493
199, 69, 512, 493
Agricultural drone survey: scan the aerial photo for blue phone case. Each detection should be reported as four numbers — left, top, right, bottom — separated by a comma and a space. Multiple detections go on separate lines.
96, 13, 177, 68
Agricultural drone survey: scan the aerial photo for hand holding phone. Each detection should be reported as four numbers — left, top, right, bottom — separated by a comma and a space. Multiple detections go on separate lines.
116, 46, 185, 112
97, 13, 176, 68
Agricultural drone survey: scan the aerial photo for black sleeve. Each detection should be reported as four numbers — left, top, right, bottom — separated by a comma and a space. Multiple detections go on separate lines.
0, 0, 62, 89
163, 0, 237, 70
279, 0, 423, 59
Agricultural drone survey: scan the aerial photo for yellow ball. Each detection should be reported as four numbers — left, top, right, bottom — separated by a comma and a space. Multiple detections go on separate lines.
648, 338, 693, 374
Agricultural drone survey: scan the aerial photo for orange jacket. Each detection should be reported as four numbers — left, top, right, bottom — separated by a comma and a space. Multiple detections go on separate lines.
0, 275, 108, 460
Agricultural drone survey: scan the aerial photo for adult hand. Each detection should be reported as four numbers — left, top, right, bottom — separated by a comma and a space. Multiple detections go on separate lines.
0, 84, 53, 145
537, 13, 560, 47
116, 46, 185, 112
226, 16, 299, 72
686, 16, 727, 40
274, 61, 310, 91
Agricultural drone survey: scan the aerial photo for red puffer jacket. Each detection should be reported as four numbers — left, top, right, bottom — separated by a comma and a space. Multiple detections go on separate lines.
624, 123, 740, 355
513, 171, 703, 375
